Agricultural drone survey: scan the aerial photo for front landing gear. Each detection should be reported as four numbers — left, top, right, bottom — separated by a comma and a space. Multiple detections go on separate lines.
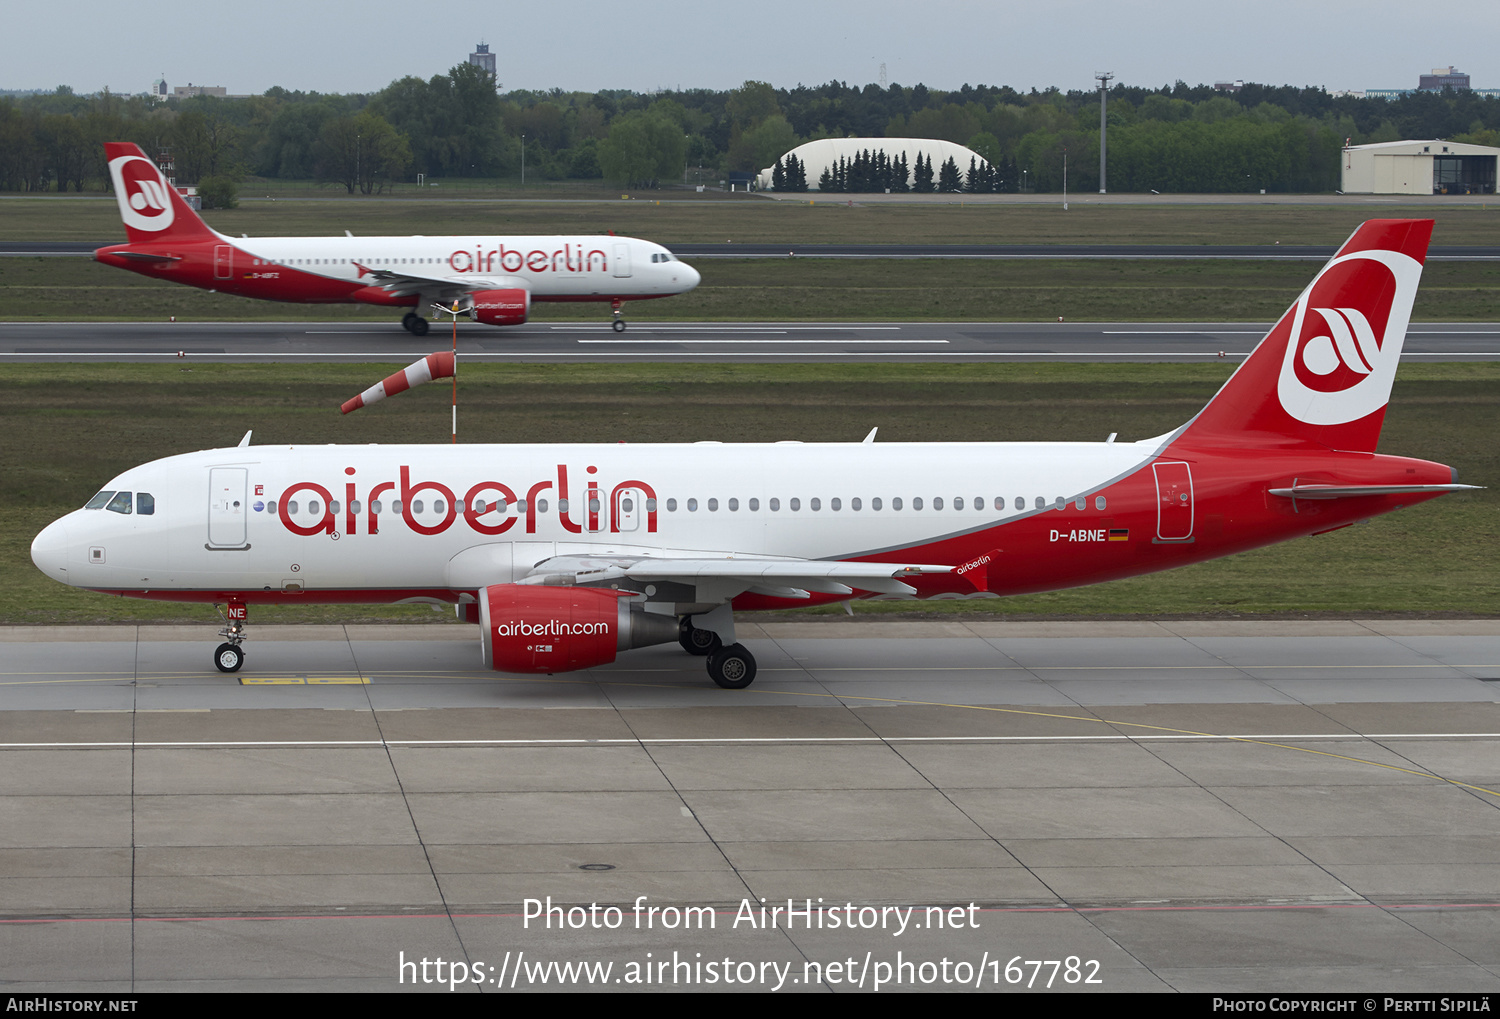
215, 643, 244, 673
611, 298, 626, 333
214, 601, 247, 673
402, 312, 430, 336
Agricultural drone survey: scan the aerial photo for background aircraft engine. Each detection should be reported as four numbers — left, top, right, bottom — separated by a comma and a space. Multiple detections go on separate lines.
478, 584, 679, 674
469, 288, 530, 326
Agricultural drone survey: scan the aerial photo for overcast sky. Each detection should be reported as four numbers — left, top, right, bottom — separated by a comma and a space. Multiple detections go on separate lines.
9, 1, 1495, 97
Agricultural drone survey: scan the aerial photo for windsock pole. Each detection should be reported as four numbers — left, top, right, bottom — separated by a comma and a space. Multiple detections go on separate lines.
450, 302, 459, 444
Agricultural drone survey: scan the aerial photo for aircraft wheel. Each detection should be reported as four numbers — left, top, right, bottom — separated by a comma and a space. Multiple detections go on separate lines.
708, 643, 756, 689
612, 319, 626, 333
214, 643, 244, 673
409, 316, 430, 336
678, 619, 721, 657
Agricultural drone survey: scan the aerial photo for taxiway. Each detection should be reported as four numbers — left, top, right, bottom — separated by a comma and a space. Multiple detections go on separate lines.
3, 619, 1499, 991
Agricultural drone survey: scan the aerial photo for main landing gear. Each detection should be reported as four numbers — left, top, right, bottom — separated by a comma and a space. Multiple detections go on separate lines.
213, 601, 248, 672
679, 617, 757, 689
611, 298, 626, 333
401, 312, 430, 336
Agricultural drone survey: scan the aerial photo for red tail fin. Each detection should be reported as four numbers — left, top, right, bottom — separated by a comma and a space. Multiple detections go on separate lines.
104, 142, 219, 246
1177, 219, 1432, 453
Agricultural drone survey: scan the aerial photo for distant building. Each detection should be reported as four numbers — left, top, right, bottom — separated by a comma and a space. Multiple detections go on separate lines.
758, 137, 990, 191
1364, 67, 1500, 100
1213, 80, 1244, 93
1419, 66, 1470, 91
149, 77, 168, 101
469, 42, 496, 80
1342, 139, 1499, 195
172, 84, 227, 98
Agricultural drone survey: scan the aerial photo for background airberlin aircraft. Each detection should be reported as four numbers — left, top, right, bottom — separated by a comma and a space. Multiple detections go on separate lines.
34, 220, 1476, 688
94, 142, 700, 335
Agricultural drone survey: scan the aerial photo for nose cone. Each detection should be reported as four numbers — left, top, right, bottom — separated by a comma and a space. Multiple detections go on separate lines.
31, 516, 71, 583
677, 260, 701, 293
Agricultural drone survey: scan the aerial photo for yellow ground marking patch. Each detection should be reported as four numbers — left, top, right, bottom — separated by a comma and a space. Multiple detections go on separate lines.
238, 675, 368, 686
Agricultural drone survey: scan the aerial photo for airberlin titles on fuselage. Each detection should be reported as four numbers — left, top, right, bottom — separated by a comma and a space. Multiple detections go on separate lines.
276, 464, 657, 538
440, 243, 610, 275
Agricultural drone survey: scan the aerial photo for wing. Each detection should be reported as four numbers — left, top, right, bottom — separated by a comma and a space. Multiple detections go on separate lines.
516, 554, 954, 602
351, 262, 527, 303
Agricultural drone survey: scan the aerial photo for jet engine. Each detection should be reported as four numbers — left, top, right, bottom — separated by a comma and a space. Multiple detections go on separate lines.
478, 584, 679, 673
468, 288, 530, 326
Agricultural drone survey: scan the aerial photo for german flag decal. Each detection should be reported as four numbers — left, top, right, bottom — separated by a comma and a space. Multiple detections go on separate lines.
1108, 529, 1130, 542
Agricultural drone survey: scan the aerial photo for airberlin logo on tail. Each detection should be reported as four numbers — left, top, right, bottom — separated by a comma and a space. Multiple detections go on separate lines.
108, 155, 175, 232
1277, 248, 1422, 426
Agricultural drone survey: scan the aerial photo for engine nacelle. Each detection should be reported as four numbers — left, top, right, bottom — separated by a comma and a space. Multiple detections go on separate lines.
478, 584, 678, 673
469, 288, 530, 326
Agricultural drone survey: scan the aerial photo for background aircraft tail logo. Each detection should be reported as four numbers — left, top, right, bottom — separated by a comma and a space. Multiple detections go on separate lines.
108, 154, 176, 233
1276, 247, 1422, 427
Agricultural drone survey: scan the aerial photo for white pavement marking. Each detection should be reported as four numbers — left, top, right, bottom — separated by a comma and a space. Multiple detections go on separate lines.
575, 338, 949, 345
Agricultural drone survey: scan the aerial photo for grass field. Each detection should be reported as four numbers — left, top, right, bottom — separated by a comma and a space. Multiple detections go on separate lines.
5, 192, 1500, 245
4, 362, 1496, 626
5, 256, 1500, 323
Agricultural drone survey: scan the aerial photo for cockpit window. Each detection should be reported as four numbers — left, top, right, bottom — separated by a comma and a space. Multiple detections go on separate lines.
105, 491, 133, 515
84, 491, 114, 510
137, 493, 155, 516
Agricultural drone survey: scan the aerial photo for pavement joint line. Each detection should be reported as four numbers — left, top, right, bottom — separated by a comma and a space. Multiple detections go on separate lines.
10, 900, 1500, 926
4, 732, 1499, 748
11, 660, 1500, 678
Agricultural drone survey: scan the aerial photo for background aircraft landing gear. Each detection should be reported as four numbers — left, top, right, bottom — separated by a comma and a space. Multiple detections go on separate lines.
402, 312, 430, 336
611, 298, 626, 332
707, 643, 756, 689
214, 601, 247, 673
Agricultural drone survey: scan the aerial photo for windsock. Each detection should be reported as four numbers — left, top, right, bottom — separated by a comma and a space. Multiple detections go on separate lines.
341, 351, 455, 414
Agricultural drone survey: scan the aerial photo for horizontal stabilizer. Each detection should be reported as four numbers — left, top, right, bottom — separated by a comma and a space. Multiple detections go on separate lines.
110, 251, 181, 263
1269, 484, 1481, 500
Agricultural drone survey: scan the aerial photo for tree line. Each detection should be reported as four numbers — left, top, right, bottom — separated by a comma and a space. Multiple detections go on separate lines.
3, 72, 1499, 194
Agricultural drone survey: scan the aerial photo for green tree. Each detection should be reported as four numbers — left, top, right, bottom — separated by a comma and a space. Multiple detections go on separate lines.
198, 174, 238, 209
314, 111, 412, 194
598, 108, 686, 186
938, 155, 963, 192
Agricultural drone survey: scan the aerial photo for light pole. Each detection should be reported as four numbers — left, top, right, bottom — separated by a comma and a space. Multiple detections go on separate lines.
1095, 71, 1113, 194
521, 133, 525, 187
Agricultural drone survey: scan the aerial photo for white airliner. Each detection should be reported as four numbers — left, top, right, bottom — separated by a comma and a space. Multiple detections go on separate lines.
33, 220, 1475, 688
94, 142, 700, 334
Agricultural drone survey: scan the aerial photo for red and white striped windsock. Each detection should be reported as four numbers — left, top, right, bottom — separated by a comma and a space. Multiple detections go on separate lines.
341, 351, 455, 414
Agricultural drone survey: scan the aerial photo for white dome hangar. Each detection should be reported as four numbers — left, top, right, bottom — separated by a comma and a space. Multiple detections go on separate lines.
757, 137, 990, 191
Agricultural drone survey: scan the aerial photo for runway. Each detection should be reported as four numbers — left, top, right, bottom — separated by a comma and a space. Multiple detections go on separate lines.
5, 320, 1500, 363
9, 240, 1500, 260
4, 618, 1499, 991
